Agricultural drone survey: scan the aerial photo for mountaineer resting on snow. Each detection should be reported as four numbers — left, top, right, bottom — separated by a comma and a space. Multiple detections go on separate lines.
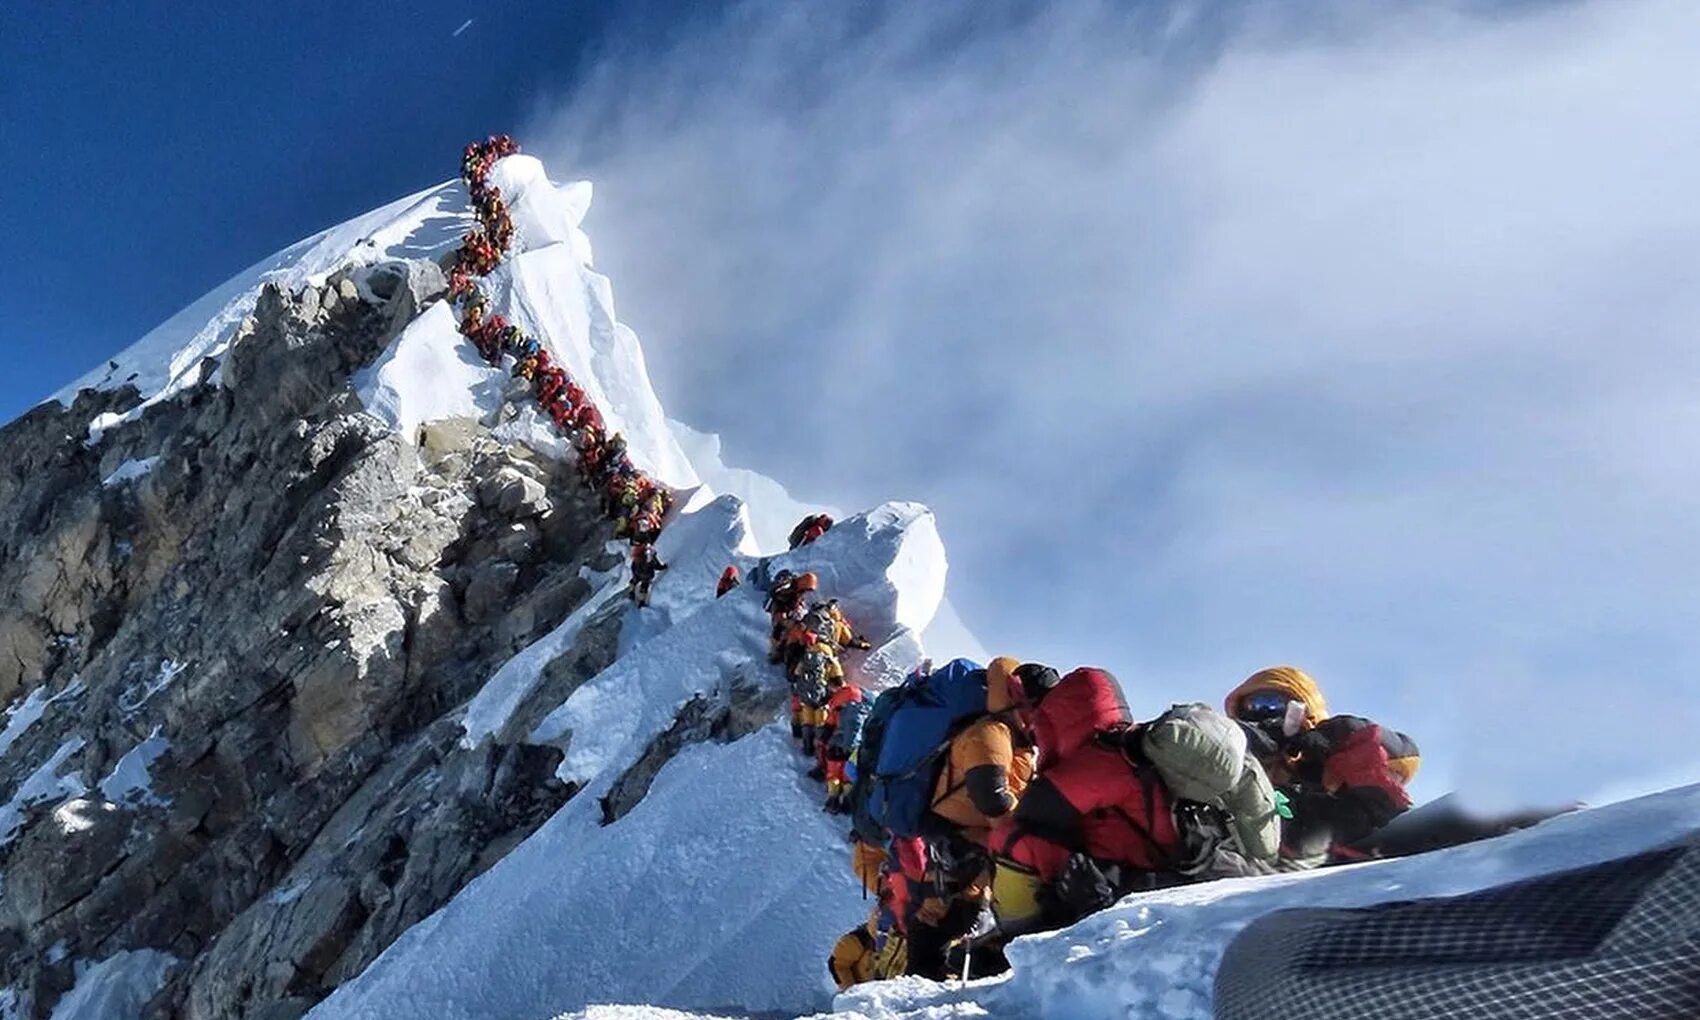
788, 513, 834, 549
1225, 665, 1420, 868
715, 565, 741, 598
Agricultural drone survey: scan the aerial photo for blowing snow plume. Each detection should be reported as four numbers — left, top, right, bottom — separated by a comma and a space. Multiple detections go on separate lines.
525, 0, 1700, 807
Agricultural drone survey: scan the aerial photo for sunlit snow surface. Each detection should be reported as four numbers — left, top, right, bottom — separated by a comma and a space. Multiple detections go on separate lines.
55, 181, 474, 432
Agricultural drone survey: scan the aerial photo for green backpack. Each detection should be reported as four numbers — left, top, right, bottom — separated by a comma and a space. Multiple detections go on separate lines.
1141, 703, 1281, 865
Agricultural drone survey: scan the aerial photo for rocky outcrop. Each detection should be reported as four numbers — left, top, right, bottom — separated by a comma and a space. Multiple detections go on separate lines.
0, 262, 622, 1018
598, 663, 788, 826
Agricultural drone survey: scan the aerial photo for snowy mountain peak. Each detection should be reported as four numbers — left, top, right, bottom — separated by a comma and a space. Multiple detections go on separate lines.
0, 144, 955, 1018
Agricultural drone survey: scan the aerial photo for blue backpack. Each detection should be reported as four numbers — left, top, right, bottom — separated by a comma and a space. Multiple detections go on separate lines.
830, 698, 874, 758
851, 658, 987, 842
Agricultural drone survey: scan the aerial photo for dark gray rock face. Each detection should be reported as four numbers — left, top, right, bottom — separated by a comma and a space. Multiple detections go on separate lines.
0, 264, 621, 1019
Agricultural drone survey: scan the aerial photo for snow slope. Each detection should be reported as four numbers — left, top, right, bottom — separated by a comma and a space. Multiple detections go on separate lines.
46, 950, 177, 1020
353, 154, 699, 488
673, 420, 987, 663
57, 179, 473, 437
309, 502, 946, 1020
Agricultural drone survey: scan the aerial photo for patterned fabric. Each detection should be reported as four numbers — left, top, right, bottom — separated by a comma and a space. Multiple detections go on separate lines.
1214, 840, 1700, 1020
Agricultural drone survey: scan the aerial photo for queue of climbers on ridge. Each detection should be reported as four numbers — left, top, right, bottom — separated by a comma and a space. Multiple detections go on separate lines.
450, 133, 1429, 993
449, 135, 674, 605
727, 519, 1423, 988
809, 653, 1423, 989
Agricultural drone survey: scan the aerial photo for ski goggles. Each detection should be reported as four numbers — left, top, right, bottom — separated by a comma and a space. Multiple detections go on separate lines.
1236, 689, 1295, 723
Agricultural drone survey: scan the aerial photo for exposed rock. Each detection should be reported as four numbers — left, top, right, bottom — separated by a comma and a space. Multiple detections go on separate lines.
599, 661, 786, 825
0, 260, 620, 1019
477, 467, 550, 519
461, 560, 520, 624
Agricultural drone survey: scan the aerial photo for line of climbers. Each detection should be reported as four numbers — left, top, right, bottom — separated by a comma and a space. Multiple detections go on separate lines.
758, 562, 877, 814
448, 136, 674, 603
729, 539, 1419, 987
451, 133, 1432, 995
777, 644, 1424, 987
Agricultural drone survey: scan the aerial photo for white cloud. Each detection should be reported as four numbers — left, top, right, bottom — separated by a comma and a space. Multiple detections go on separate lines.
527, 0, 1700, 805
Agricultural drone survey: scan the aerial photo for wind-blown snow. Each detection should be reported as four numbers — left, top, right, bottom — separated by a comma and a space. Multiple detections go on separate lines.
0, 738, 87, 846
47, 950, 177, 1020
54, 181, 474, 430
0, 688, 52, 761
100, 456, 160, 488
98, 730, 170, 807
355, 303, 509, 438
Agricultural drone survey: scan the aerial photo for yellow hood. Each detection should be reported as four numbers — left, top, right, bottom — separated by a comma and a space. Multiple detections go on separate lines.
1225, 665, 1330, 727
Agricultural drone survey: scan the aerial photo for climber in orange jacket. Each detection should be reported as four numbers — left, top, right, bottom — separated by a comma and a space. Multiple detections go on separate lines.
1225, 666, 1420, 868
895, 659, 1058, 980
764, 572, 816, 663
788, 513, 834, 549
930, 658, 1056, 847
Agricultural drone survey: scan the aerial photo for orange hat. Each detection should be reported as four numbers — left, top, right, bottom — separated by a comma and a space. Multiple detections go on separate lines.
1225, 666, 1329, 727
797, 572, 819, 592
986, 657, 1022, 711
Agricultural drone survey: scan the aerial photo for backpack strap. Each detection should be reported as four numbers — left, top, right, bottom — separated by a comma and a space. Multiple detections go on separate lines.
930, 710, 1021, 809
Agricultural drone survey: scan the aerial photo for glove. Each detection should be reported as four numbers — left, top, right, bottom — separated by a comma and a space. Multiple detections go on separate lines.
1049, 853, 1119, 921
915, 895, 949, 927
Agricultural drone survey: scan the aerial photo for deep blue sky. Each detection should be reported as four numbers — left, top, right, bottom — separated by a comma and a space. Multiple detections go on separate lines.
0, 1, 710, 420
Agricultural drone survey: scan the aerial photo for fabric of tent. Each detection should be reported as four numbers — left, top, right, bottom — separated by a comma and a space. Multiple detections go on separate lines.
1214, 836, 1700, 1019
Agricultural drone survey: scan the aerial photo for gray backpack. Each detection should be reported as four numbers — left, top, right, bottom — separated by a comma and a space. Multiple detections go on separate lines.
1141, 703, 1281, 866
795, 649, 837, 708
802, 604, 837, 645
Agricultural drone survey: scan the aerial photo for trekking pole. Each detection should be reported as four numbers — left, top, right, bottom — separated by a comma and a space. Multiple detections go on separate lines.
959, 936, 973, 983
